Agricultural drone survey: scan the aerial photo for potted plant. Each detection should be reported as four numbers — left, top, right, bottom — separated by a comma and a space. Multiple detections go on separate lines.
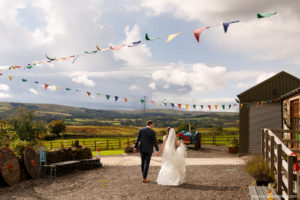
245, 155, 275, 186
227, 138, 238, 154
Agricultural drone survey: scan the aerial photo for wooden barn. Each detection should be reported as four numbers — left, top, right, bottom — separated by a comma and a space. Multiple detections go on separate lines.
238, 71, 300, 155
281, 86, 300, 148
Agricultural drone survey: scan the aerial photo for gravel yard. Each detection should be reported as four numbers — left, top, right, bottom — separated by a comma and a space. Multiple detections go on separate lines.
0, 145, 253, 200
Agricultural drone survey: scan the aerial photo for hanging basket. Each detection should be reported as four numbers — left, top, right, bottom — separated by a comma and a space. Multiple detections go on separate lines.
0, 147, 20, 186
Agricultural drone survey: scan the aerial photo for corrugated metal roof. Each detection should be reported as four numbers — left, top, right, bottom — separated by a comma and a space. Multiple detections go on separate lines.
280, 86, 300, 99
237, 71, 300, 103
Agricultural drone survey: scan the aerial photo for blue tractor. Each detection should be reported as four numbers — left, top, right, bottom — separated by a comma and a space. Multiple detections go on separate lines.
177, 119, 201, 150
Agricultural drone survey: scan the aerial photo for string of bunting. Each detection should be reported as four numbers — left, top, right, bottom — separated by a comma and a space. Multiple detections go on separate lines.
0, 11, 278, 74
7, 75, 241, 111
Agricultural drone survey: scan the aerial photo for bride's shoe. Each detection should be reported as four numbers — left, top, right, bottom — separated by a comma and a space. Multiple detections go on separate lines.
143, 178, 149, 183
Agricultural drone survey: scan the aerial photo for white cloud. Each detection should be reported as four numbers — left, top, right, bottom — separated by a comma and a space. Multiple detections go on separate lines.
236, 82, 252, 89
149, 82, 156, 90
71, 75, 95, 87
255, 72, 276, 84
0, 92, 10, 98
129, 84, 138, 91
0, 84, 9, 91
152, 63, 227, 93
28, 88, 39, 95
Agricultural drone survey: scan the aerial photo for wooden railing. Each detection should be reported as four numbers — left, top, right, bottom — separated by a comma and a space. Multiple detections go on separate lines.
262, 128, 299, 200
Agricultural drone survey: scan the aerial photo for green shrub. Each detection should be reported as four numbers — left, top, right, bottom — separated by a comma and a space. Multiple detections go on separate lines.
245, 155, 275, 182
10, 139, 34, 158
227, 138, 238, 148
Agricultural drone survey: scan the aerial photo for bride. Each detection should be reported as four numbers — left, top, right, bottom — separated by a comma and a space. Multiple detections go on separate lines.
157, 127, 187, 186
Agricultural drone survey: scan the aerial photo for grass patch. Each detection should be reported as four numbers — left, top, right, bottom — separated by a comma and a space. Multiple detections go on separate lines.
92, 150, 125, 156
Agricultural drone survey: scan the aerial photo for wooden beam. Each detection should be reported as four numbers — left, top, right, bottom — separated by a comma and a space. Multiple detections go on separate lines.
277, 143, 282, 196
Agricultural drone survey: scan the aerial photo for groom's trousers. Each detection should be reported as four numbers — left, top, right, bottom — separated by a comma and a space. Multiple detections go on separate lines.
140, 152, 152, 179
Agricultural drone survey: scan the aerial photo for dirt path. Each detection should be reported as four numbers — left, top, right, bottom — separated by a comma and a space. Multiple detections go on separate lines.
0, 145, 253, 200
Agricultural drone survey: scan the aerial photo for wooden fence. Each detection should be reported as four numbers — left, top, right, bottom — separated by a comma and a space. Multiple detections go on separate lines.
44, 135, 237, 151
262, 128, 300, 200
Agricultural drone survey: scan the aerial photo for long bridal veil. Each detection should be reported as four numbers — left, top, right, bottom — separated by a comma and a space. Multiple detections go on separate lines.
157, 128, 187, 186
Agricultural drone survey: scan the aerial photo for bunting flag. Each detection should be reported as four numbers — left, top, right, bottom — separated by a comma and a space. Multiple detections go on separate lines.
145, 33, 160, 41
200, 105, 204, 110
34, 81, 39, 84
106, 95, 111, 100
44, 84, 49, 90
124, 97, 128, 103
257, 12, 277, 19
256, 102, 259, 107
171, 103, 175, 108
87, 91, 91, 96
234, 104, 237, 107
229, 104, 232, 109
208, 105, 211, 110
163, 102, 167, 107
22, 79, 27, 82
222, 105, 225, 110
115, 96, 119, 102
193, 27, 210, 43
185, 104, 189, 109
96, 45, 101, 51
151, 100, 156, 104
110, 44, 126, 51
261, 101, 264, 106
193, 105, 196, 109
128, 41, 142, 47
45, 54, 56, 61
140, 99, 145, 104
223, 21, 239, 33
166, 32, 182, 42
178, 104, 182, 109
84, 50, 98, 55
66, 88, 71, 91
215, 105, 218, 110
55, 86, 60, 91
9, 76, 13, 81
96, 93, 102, 96
240, 104, 243, 109
72, 54, 83, 64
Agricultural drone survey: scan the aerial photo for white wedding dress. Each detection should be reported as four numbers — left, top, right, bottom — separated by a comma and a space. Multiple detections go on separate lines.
157, 128, 187, 186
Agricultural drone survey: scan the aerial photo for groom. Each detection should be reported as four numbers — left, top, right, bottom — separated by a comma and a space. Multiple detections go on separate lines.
134, 120, 159, 183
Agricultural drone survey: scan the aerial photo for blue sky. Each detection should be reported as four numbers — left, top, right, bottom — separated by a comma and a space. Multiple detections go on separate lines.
0, 0, 299, 112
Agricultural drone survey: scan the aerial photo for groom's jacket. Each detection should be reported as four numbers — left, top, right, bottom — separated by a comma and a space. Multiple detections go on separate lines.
134, 127, 159, 153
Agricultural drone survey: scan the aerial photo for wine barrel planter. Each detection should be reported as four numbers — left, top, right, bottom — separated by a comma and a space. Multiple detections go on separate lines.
24, 147, 39, 179
0, 147, 20, 186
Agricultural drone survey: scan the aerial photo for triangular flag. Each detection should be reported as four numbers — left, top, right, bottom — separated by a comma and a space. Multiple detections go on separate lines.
140, 99, 145, 104
215, 105, 218, 110
200, 105, 203, 110
115, 96, 119, 102
96, 45, 101, 51
234, 104, 237, 107
185, 104, 189, 109
178, 104, 182, 109
9, 76, 13, 81
75, 89, 82, 92
87, 91, 91, 96
257, 12, 277, 19
96, 93, 102, 96
222, 105, 225, 110
0, 73, 3, 76
163, 102, 167, 107
34, 81, 39, 84
229, 104, 232, 109
208, 105, 211, 110
22, 79, 27, 82
193, 105, 196, 109
84, 50, 98, 54
128, 41, 142, 47
106, 95, 111, 100
145, 33, 160, 41
223, 21, 239, 33
66, 88, 71, 91
44, 84, 49, 90
166, 32, 182, 42
151, 100, 156, 104
171, 103, 175, 108
193, 27, 210, 43
55, 86, 60, 91
45, 54, 56, 61
256, 102, 259, 107
124, 97, 128, 103
110, 44, 126, 51
261, 101, 264, 106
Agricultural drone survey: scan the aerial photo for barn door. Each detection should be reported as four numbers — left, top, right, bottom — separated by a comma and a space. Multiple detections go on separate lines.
290, 100, 299, 148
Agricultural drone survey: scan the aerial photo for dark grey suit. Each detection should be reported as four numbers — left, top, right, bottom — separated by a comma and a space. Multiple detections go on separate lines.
134, 127, 159, 179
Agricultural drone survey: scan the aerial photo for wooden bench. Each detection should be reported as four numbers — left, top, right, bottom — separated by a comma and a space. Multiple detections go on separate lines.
249, 186, 281, 200
79, 158, 102, 170
51, 160, 80, 175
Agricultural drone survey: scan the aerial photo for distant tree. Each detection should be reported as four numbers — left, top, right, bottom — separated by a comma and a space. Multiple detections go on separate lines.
8, 107, 47, 143
49, 120, 66, 137
216, 124, 223, 132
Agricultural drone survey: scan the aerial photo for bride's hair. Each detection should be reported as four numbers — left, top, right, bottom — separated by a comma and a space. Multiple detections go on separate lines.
165, 127, 171, 137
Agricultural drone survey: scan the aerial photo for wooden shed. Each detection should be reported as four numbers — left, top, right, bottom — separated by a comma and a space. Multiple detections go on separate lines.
237, 71, 300, 155
281, 87, 300, 148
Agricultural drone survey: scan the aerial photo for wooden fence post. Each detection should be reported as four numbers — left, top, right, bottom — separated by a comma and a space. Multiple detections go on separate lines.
107, 140, 109, 150
277, 143, 282, 196
265, 130, 269, 162
297, 172, 300, 200
71, 141, 73, 147
94, 141, 96, 151
270, 136, 275, 171
61, 141, 63, 148
261, 129, 265, 157
50, 141, 52, 150
287, 155, 296, 199
82, 141, 85, 147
